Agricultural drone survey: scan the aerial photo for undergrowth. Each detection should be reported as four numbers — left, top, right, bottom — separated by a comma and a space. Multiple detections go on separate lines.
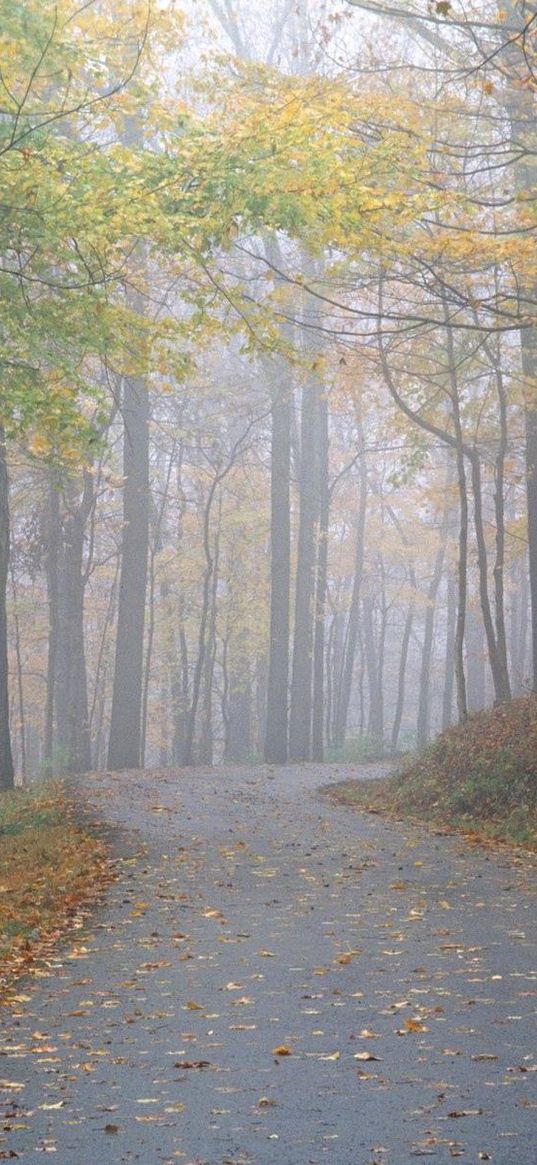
325, 695, 537, 849
0, 781, 112, 1001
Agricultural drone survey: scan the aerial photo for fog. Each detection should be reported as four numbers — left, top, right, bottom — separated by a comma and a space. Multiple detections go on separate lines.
1, 0, 536, 787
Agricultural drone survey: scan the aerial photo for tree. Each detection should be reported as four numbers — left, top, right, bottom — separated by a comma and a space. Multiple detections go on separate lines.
0, 433, 14, 789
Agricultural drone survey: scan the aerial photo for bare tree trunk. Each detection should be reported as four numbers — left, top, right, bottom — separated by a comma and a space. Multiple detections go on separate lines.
254, 655, 267, 759
453, 430, 469, 721
523, 365, 537, 691
468, 451, 511, 702
312, 392, 329, 761
333, 444, 367, 748
225, 666, 253, 763
108, 371, 150, 771
442, 569, 457, 731
466, 605, 486, 713
55, 475, 93, 774
363, 589, 383, 751
89, 557, 119, 742
43, 475, 61, 776
0, 430, 14, 790
325, 613, 334, 749
9, 564, 26, 783
264, 369, 291, 763
510, 557, 528, 692
503, 0, 537, 691
416, 522, 447, 748
141, 449, 175, 766
183, 480, 218, 766
391, 584, 415, 754
199, 514, 221, 765
289, 374, 321, 761
141, 543, 157, 769
172, 626, 189, 765
440, 311, 469, 724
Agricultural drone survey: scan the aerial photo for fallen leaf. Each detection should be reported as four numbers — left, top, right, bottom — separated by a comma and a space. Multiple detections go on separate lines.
404, 1018, 429, 1033
448, 1109, 483, 1118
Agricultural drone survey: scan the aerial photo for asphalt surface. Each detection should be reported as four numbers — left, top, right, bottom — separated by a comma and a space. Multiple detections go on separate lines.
0, 762, 536, 1165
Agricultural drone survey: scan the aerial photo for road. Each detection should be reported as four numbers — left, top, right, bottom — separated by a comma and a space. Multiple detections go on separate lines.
1, 762, 536, 1164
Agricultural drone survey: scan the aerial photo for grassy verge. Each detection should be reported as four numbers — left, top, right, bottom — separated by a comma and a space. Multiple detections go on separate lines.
323, 695, 537, 851
0, 780, 113, 1001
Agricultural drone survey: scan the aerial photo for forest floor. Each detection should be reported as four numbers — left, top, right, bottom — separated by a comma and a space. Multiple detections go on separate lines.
0, 761, 536, 1164
327, 696, 537, 851
0, 782, 112, 995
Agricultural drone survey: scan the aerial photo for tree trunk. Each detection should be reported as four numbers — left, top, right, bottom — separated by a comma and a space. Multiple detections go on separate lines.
468, 451, 511, 702
264, 369, 291, 763
55, 475, 93, 774
363, 589, 383, 751
312, 392, 329, 761
333, 444, 367, 748
391, 592, 414, 754
510, 557, 528, 692
442, 569, 457, 731
503, 0, 537, 691
198, 515, 220, 765
441, 309, 469, 724
43, 475, 61, 776
225, 669, 252, 762
9, 564, 26, 783
107, 372, 150, 771
0, 430, 14, 790
141, 448, 175, 766
466, 606, 486, 713
416, 525, 447, 748
172, 626, 189, 765
289, 373, 321, 761
183, 475, 219, 766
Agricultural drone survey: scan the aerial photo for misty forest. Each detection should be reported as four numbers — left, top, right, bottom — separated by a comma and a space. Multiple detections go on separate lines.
1, 2, 537, 1163
1, 0, 536, 786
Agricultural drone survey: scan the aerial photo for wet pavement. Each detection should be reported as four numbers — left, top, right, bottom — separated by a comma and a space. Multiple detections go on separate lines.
0, 762, 536, 1164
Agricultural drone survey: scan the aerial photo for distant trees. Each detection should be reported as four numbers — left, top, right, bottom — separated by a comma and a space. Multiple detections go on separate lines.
1, 0, 536, 788
107, 365, 150, 772
0, 435, 14, 789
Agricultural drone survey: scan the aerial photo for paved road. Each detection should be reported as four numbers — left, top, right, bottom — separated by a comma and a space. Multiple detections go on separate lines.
1, 763, 536, 1164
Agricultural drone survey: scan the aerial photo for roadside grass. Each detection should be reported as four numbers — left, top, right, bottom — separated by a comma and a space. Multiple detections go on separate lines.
323, 694, 537, 851
0, 781, 112, 1000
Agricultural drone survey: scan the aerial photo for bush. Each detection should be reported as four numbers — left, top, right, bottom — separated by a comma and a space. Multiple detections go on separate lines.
383, 696, 537, 844
325, 695, 537, 849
